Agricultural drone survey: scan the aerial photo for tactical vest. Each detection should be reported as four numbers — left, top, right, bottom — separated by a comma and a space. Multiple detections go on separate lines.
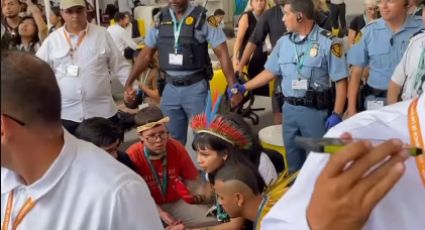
157, 6, 210, 71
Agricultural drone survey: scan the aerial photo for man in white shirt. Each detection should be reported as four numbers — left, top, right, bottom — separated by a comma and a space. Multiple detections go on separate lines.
36, 0, 131, 134
262, 92, 425, 229
1, 51, 163, 230
107, 12, 139, 57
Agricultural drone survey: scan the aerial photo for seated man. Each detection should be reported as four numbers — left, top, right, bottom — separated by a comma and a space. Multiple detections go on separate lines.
214, 162, 294, 229
75, 117, 136, 171
127, 106, 217, 229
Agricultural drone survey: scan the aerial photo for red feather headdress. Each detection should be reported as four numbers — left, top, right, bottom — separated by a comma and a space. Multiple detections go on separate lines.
191, 90, 252, 150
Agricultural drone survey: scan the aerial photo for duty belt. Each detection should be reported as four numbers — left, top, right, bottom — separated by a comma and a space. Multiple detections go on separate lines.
284, 97, 307, 106
363, 84, 387, 97
165, 72, 206, 87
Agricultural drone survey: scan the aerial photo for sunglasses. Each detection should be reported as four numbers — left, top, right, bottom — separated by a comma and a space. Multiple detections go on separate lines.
1, 113, 25, 126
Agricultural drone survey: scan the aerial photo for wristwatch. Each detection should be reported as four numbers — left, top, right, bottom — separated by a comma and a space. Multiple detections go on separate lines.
230, 87, 239, 95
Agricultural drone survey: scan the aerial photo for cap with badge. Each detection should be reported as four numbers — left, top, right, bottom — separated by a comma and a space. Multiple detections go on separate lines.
60, 0, 86, 10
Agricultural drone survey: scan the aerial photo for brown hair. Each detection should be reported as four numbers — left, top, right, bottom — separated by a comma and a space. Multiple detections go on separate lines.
134, 106, 164, 126
1, 51, 61, 126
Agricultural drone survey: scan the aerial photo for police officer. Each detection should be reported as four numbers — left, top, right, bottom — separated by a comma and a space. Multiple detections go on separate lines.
229, 0, 349, 174
346, 0, 424, 117
125, 0, 241, 145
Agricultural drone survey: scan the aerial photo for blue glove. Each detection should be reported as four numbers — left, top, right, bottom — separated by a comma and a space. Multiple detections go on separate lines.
226, 83, 246, 98
325, 113, 342, 130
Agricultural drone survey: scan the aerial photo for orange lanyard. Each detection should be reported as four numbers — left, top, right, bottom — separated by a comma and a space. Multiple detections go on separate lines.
63, 29, 87, 57
408, 97, 425, 187
1, 192, 35, 230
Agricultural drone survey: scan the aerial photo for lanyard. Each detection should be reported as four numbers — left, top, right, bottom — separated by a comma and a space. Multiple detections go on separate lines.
169, 10, 186, 53
1, 192, 35, 230
144, 147, 168, 198
63, 29, 87, 58
293, 40, 311, 79
408, 97, 425, 187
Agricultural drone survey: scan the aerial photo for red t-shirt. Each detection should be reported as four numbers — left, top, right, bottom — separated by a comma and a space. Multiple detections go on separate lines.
127, 138, 199, 204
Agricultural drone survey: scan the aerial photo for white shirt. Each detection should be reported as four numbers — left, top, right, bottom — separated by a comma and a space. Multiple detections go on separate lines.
118, 0, 135, 14
36, 23, 131, 122
259, 152, 278, 185
107, 24, 139, 55
391, 32, 425, 101
262, 94, 425, 230
1, 131, 163, 230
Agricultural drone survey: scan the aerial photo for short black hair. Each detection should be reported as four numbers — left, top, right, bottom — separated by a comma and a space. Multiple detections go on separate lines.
134, 106, 164, 126
114, 12, 127, 23
215, 161, 265, 195
75, 117, 124, 147
286, 0, 315, 20
1, 51, 61, 126
214, 9, 225, 16
152, 7, 161, 19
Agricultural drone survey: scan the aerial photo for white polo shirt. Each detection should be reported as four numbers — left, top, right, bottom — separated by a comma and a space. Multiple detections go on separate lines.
262, 94, 425, 230
107, 24, 139, 55
36, 23, 131, 122
1, 131, 163, 230
391, 32, 425, 101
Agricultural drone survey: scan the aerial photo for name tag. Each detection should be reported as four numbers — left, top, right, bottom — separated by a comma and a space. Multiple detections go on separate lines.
169, 53, 183, 66
366, 100, 384, 110
66, 65, 79, 77
291, 79, 308, 90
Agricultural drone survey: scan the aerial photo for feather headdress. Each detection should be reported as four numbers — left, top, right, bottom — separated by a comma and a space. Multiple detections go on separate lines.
191, 90, 252, 150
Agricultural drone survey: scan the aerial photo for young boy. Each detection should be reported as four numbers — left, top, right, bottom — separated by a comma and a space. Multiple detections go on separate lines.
127, 106, 217, 229
214, 162, 293, 229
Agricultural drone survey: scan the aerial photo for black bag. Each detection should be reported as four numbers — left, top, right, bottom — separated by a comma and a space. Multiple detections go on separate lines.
123, 47, 135, 60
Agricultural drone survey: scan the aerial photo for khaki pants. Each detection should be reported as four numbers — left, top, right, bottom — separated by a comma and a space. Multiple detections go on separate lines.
160, 199, 218, 229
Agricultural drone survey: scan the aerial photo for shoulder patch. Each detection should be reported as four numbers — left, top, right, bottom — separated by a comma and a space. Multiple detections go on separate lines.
354, 31, 363, 44
331, 43, 344, 58
207, 15, 219, 28
320, 30, 335, 39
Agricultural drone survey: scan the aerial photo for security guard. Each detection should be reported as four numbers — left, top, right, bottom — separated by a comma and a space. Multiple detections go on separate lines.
125, 0, 241, 145
346, 0, 424, 117
230, 0, 348, 174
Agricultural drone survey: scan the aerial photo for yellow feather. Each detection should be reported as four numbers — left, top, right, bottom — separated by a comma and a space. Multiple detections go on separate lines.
255, 171, 298, 229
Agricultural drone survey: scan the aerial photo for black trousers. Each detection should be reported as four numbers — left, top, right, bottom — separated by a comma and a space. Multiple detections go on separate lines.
62, 113, 119, 135
330, 3, 347, 33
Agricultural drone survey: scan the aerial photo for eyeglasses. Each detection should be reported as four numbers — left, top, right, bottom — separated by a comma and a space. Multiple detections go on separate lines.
1, 113, 25, 126
367, 7, 379, 11
143, 131, 169, 143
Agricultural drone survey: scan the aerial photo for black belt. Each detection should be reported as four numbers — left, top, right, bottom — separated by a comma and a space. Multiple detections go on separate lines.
284, 97, 306, 106
364, 84, 387, 97
165, 72, 205, 87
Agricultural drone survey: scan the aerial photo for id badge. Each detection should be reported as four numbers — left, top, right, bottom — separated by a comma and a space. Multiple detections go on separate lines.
169, 53, 183, 66
291, 79, 308, 90
66, 65, 79, 77
366, 100, 384, 110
